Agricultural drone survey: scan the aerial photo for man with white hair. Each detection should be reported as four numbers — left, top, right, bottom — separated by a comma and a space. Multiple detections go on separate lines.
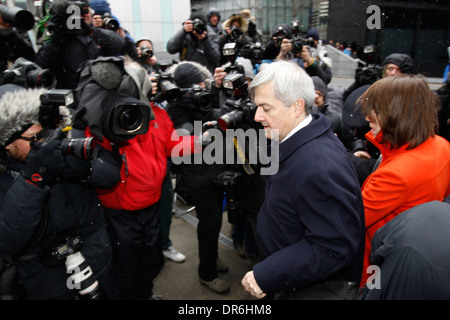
241, 61, 365, 300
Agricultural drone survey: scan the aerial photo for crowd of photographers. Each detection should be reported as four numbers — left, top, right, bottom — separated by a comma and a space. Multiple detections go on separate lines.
0, 0, 449, 300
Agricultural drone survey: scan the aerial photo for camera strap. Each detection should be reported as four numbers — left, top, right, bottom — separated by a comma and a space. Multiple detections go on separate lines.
233, 137, 255, 175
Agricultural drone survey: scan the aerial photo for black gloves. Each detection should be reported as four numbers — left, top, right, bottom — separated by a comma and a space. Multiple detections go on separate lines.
24, 140, 65, 188
61, 154, 91, 182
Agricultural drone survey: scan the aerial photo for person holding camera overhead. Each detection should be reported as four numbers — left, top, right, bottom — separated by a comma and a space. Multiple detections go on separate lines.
166, 5, 220, 74
0, 84, 119, 300
34, 0, 125, 89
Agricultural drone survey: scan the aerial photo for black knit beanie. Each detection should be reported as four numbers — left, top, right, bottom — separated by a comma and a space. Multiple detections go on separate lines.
173, 63, 205, 88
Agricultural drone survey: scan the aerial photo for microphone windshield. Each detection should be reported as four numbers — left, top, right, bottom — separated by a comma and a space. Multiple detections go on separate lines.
91, 62, 123, 90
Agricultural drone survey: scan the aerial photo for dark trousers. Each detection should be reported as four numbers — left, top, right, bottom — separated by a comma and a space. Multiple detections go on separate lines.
105, 203, 164, 299
176, 163, 224, 281
158, 174, 174, 251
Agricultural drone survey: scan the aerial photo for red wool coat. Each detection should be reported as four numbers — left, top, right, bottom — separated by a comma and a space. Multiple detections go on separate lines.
361, 132, 450, 286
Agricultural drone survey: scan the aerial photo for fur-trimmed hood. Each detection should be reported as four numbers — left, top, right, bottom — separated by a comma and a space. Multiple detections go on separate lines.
0, 86, 72, 146
222, 14, 249, 33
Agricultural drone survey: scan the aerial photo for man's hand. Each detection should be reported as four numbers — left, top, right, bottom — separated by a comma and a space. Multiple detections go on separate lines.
213, 67, 227, 88
92, 15, 103, 28
183, 20, 194, 33
148, 73, 158, 96
301, 46, 315, 66
276, 38, 292, 60
241, 271, 267, 299
193, 30, 207, 40
354, 150, 371, 159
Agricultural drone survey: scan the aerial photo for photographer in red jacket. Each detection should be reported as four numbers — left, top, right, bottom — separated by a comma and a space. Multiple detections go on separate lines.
73, 56, 202, 299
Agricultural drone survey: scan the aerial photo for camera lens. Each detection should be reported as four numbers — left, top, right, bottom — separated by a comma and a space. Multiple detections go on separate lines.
218, 109, 244, 131
61, 137, 97, 160
192, 91, 213, 112
118, 107, 143, 132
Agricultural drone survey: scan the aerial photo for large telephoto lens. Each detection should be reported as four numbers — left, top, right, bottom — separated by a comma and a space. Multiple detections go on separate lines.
26, 69, 57, 89
0, 5, 35, 30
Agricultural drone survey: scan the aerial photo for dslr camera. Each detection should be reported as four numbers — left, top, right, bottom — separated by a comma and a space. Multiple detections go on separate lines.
0, 58, 57, 89
38, 89, 97, 160
218, 98, 257, 131
223, 61, 247, 99
238, 42, 266, 66
228, 25, 243, 42
102, 13, 119, 31
355, 65, 381, 86
192, 18, 206, 34
180, 85, 213, 113
139, 46, 154, 62
273, 25, 289, 48
50, 236, 104, 299
152, 72, 181, 103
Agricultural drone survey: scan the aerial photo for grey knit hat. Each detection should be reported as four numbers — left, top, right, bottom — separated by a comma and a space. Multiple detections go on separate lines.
311, 76, 327, 96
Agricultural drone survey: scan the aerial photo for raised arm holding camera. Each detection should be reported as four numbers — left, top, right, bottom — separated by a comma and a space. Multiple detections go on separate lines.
34, 0, 125, 89
166, 5, 220, 74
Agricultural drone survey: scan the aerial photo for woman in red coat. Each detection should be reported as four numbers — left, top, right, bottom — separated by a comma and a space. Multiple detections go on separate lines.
358, 74, 450, 287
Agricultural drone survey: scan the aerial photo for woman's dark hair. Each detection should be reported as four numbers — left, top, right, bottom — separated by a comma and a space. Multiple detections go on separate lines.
358, 74, 440, 150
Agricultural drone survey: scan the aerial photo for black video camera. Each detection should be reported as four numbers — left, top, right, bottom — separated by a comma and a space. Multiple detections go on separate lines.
0, 4, 35, 30
107, 97, 152, 140
180, 85, 213, 113
38, 89, 97, 160
102, 13, 119, 31
0, 58, 57, 89
192, 18, 206, 34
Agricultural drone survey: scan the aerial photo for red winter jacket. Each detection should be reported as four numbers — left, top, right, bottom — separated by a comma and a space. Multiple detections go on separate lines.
360, 131, 450, 286
92, 104, 201, 211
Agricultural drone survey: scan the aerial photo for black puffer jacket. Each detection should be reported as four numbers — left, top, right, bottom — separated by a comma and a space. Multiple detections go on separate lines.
35, 28, 125, 89
0, 161, 117, 300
